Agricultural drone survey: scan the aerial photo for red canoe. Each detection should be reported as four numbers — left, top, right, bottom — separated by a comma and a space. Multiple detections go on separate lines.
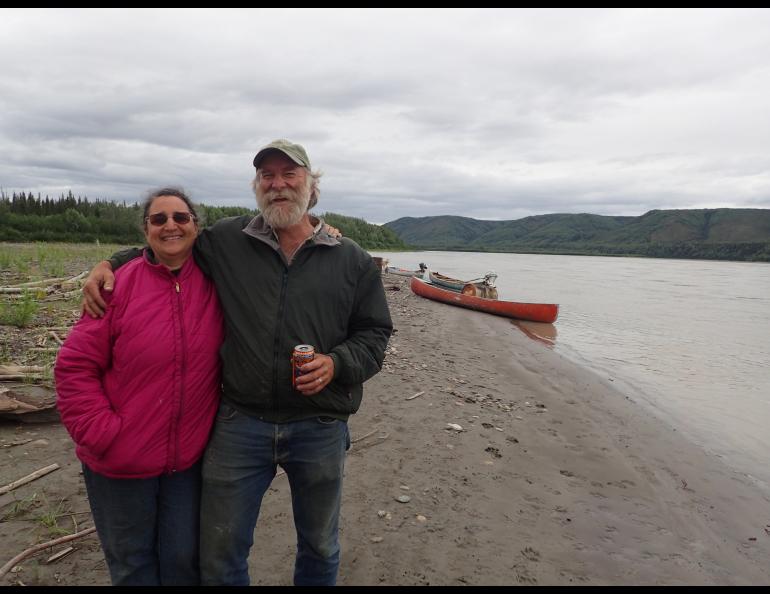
410, 276, 559, 323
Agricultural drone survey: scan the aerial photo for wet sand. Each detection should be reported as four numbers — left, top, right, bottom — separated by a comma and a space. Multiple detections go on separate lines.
2, 272, 770, 585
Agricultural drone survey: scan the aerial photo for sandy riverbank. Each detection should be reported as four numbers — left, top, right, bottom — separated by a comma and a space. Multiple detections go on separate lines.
2, 272, 769, 585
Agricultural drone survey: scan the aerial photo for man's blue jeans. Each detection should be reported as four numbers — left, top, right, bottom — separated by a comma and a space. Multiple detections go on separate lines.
199, 403, 350, 586
82, 461, 202, 586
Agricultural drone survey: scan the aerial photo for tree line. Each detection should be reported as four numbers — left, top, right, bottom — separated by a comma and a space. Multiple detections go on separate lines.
0, 191, 407, 250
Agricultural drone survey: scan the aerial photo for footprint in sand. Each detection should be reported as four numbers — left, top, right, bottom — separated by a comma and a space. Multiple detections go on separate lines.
521, 546, 541, 562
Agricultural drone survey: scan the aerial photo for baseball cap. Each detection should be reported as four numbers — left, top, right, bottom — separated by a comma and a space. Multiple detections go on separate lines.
253, 139, 311, 169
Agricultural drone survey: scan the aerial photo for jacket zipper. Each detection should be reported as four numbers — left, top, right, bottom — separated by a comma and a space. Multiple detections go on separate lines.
268, 241, 315, 412
271, 268, 288, 411
168, 278, 186, 473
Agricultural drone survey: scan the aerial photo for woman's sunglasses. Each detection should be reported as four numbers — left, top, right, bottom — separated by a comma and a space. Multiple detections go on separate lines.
145, 212, 196, 226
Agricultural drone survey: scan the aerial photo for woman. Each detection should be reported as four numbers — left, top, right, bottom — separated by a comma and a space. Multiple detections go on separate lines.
55, 188, 223, 586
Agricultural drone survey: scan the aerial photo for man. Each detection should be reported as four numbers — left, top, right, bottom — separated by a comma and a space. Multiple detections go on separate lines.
82, 140, 393, 586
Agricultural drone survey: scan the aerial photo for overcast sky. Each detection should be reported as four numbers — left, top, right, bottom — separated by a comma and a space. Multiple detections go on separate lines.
2, 8, 770, 223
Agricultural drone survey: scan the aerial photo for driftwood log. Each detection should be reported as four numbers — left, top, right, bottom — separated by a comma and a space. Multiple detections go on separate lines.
0, 527, 97, 579
0, 271, 88, 297
0, 463, 61, 496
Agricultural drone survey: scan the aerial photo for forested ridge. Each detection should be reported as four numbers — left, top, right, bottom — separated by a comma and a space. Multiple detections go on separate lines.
0, 191, 406, 250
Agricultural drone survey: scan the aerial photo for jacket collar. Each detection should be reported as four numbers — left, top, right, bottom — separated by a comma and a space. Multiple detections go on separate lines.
242, 214, 340, 251
142, 248, 195, 279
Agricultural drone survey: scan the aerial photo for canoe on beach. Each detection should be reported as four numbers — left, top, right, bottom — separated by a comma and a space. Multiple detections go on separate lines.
428, 270, 499, 299
428, 270, 466, 291
410, 276, 559, 323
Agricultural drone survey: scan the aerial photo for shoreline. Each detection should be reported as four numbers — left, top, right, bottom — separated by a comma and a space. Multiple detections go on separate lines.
2, 272, 769, 585
543, 324, 770, 500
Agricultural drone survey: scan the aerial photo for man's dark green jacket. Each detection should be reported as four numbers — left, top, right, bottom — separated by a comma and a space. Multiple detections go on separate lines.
111, 214, 392, 422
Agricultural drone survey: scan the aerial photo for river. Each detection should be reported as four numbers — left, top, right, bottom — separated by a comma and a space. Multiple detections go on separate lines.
373, 250, 770, 491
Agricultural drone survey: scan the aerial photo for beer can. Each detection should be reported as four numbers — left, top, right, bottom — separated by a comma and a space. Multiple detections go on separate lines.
292, 344, 315, 389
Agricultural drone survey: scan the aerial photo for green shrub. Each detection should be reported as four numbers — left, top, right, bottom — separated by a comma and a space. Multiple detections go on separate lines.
0, 290, 39, 327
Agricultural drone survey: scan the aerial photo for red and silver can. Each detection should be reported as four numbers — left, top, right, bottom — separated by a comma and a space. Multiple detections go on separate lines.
292, 344, 315, 389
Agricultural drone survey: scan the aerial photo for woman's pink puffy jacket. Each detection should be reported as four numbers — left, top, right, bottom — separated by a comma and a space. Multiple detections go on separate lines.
55, 252, 223, 479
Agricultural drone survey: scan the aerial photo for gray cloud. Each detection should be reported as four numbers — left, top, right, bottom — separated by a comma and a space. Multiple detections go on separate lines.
2, 8, 770, 223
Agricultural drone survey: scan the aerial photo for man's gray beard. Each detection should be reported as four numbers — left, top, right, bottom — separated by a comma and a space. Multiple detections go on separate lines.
256, 188, 310, 229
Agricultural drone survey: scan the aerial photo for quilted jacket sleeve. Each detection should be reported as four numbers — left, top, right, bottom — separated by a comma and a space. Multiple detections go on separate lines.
55, 298, 122, 459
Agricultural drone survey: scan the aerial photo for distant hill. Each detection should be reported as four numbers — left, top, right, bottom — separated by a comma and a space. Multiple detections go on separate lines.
384, 209, 770, 262
385, 215, 498, 249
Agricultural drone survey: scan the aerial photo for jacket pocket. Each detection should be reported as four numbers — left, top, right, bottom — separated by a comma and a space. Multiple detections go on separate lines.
319, 381, 360, 414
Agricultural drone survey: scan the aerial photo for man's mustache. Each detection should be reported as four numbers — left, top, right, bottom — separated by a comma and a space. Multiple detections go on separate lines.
265, 190, 298, 203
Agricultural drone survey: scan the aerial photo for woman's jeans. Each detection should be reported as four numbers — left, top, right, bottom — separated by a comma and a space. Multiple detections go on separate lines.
82, 461, 202, 586
199, 403, 350, 586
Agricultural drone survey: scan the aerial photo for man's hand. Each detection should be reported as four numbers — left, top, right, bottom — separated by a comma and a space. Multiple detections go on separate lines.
294, 353, 335, 396
323, 224, 342, 238
81, 260, 115, 318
